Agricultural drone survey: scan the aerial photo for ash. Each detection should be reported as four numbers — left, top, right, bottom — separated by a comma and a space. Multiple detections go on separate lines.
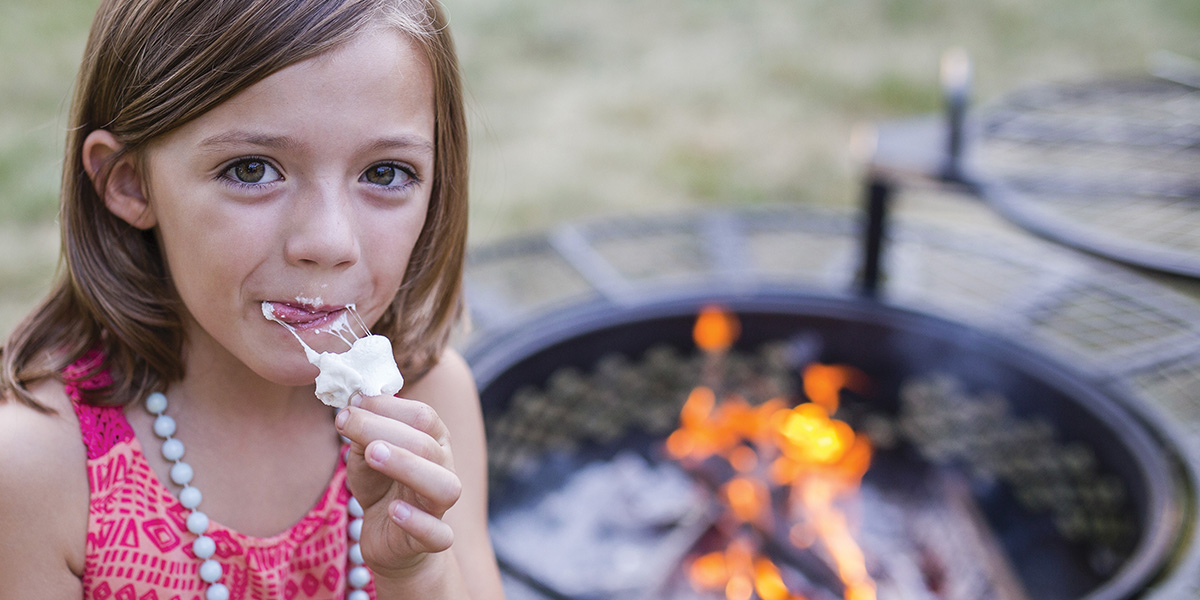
492, 451, 712, 599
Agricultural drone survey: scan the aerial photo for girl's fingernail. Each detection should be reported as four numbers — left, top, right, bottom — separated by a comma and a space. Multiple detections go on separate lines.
350, 392, 363, 408
335, 409, 349, 429
391, 500, 412, 522
369, 442, 390, 464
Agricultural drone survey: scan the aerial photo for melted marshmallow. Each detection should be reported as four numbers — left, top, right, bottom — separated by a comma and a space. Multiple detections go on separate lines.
263, 302, 404, 408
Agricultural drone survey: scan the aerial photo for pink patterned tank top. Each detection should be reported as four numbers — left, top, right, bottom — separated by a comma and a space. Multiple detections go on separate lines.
65, 353, 375, 600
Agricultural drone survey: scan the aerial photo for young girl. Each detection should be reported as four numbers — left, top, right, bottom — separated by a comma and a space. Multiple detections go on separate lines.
0, 0, 504, 598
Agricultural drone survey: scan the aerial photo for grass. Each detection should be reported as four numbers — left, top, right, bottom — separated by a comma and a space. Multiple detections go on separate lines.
1, 0, 1197, 337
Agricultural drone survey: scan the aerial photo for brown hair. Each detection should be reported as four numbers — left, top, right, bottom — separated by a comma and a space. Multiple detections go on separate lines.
1, 0, 468, 411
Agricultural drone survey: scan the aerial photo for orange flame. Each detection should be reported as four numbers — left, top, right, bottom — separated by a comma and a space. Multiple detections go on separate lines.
690, 551, 730, 590
796, 479, 876, 600
753, 558, 794, 600
688, 538, 811, 600
676, 308, 875, 600
694, 305, 741, 353
774, 403, 855, 466
723, 476, 772, 526
802, 363, 869, 413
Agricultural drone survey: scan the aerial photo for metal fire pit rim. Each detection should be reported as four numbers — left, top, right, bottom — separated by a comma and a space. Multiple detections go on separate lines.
465, 286, 1185, 600
971, 177, 1200, 280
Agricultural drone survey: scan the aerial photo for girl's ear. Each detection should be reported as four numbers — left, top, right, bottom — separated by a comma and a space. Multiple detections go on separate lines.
82, 129, 157, 230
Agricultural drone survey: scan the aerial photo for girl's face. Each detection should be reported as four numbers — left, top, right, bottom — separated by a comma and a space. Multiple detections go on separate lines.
139, 28, 435, 386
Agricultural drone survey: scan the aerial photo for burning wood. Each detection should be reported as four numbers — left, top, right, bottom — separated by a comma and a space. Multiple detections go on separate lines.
670, 306, 878, 600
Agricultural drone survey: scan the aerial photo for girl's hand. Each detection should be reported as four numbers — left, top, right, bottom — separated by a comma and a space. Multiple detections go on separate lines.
335, 394, 464, 578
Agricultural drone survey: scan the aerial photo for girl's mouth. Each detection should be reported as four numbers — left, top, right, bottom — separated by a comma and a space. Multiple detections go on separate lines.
262, 301, 347, 331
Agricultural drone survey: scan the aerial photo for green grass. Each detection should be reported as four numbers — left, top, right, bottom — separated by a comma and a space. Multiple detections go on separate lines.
0, 0, 94, 224
2, 0, 1199, 337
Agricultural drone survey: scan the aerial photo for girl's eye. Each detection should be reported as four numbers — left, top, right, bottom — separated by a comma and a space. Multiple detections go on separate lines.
362, 163, 415, 188
223, 159, 281, 185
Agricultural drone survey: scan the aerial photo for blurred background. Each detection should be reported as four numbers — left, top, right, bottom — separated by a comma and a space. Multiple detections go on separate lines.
1, 0, 1198, 336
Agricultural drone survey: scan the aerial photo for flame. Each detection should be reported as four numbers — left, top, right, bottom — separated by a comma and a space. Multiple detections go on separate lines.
796, 479, 876, 600
753, 558, 794, 600
694, 305, 741, 353
677, 307, 875, 600
723, 476, 772, 526
801, 363, 869, 413
688, 538, 810, 600
690, 551, 731, 590
774, 403, 854, 466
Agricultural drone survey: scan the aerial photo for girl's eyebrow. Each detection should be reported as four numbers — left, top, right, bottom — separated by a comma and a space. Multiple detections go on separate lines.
196, 131, 299, 152
366, 135, 435, 158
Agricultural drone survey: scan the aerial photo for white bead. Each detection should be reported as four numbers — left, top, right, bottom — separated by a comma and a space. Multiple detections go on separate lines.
170, 461, 194, 486
161, 438, 185, 461
348, 591, 370, 600
348, 565, 371, 588
145, 392, 168, 414
206, 583, 230, 600
199, 558, 223, 583
187, 511, 210, 535
349, 517, 363, 541
153, 414, 177, 438
349, 542, 364, 565
193, 535, 216, 559
179, 485, 202, 509
348, 496, 364, 518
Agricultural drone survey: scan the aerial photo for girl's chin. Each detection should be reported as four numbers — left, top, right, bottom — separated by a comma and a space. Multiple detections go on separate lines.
248, 354, 320, 388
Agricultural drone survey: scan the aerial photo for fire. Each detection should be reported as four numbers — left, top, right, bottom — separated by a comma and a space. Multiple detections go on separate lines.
690, 539, 807, 600
802, 364, 869, 413
694, 305, 741, 353
676, 306, 876, 600
774, 404, 854, 465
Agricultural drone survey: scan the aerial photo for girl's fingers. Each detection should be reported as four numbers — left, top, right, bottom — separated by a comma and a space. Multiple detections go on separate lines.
387, 499, 455, 554
337, 395, 462, 564
337, 404, 452, 469
365, 440, 462, 510
355, 394, 451, 446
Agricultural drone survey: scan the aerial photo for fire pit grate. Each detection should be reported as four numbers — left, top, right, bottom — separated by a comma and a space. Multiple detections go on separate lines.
970, 76, 1200, 278
487, 338, 1139, 564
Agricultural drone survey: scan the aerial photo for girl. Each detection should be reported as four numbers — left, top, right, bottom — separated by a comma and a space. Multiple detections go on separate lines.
0, 0, 504, 598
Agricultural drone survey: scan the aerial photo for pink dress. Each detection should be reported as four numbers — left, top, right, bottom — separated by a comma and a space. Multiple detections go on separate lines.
65, 354, 375, 599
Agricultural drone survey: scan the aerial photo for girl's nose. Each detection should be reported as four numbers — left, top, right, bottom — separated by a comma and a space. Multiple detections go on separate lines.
283, 182, 361, 269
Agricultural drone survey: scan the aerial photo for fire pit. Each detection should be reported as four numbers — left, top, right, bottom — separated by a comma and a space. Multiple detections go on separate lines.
468, 291, 1179, 600
461, 187, 1200, 597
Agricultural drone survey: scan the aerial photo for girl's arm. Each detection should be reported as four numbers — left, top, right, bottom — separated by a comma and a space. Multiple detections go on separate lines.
0, 382, 88, 599
337, 348, 506, 600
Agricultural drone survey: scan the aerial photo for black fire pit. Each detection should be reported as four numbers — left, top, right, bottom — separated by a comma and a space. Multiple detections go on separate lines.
467, 290, 1182, 600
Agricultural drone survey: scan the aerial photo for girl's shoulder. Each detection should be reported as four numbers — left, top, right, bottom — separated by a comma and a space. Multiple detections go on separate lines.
0, 378, 87, 494
403, 347, 479, 411
0, 379, 88, 594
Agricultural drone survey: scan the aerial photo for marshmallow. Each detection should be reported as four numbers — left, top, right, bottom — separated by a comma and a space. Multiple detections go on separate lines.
263, 301, 404, 407
307, 335, 404, 408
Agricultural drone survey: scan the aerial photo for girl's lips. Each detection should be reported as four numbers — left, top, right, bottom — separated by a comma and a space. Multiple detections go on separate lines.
264, 301, 347, 329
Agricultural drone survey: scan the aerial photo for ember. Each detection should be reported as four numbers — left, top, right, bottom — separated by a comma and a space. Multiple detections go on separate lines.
670, 306, 876, 600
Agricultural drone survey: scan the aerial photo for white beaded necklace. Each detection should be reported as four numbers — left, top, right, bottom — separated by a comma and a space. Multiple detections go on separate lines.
145, 391, 372, 599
